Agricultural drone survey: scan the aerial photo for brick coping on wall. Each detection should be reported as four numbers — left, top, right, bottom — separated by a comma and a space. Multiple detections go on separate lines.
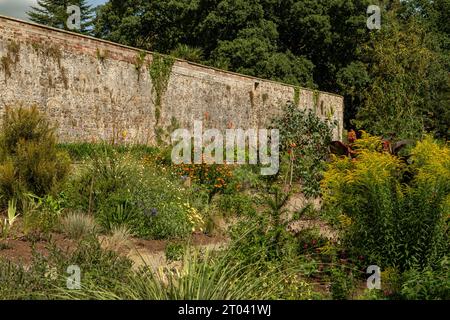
0, 14, 343, 99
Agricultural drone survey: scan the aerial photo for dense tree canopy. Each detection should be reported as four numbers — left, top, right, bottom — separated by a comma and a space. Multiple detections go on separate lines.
93, 0, 372, 90
353, 1, 450, 139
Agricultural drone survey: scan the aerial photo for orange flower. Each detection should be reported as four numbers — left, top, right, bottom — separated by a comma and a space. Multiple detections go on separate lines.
348, 130, 357, 143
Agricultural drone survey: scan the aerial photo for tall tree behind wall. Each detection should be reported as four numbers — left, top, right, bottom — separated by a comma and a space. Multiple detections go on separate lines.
27, 0, 94, 35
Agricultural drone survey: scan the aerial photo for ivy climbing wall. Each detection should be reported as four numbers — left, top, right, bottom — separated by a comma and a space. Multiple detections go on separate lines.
0, 15, 344, 144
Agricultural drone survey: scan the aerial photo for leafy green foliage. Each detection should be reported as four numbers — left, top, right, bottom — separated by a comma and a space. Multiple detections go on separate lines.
58, 142, 158, 161
350, 2, 450, 139
271, 102, 334, 197
65, 151, 192, 239
322, 134, 450, 271
216, 192, 256, 217
170, 44, 204, 63
400, 257, 450, 300
0, 237, 132, 299
57, 246, 314, 300
22, 194, 65, 236
229, 186, 297, 265
165, 242, 185, 262
0, 106, 70, 206
94, 0, 320, 87
330, 267, 355, 300
149, 53, 175, 129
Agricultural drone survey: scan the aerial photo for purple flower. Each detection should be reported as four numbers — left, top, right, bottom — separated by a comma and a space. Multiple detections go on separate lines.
144, 208, 158, 217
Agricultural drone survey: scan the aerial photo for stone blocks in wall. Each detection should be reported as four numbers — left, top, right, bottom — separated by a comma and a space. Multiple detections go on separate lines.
0, 15, 344, 144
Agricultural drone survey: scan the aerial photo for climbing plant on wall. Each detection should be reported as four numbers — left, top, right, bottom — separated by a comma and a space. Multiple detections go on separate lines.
148, 53, 175, 128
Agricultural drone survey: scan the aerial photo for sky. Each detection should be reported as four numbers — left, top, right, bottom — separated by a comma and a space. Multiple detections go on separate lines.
0, 0, 107, 21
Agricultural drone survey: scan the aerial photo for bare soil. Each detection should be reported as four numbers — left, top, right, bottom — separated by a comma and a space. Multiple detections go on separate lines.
0, 230, 228, 268
0, 233, 74, 265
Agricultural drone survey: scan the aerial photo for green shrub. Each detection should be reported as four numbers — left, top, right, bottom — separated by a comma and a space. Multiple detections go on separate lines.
296, 227, 329, 255
271, 102, 334, 197
65, 151, 137, 213
58, 142, 158, 161
22, 194, 64, 236
209, 165, 261, 216
400, 257, 450, 300
216, 192, 256, 216
330, 267, 355, 300
229, 187, 298, 266
174, 162, 235, 202
0, 237, 132, 299
170, 44, 204, 63
0, 106, 70, 205
97, 202, 141, 232
322, 134, 450, 271
65, 151, 192, 239
165, 242, 185, 262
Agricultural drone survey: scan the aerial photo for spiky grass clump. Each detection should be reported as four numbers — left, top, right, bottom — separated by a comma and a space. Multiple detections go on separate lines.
60, 212, 98, 240
57, 246, 307, 300
102, 225, 133, 252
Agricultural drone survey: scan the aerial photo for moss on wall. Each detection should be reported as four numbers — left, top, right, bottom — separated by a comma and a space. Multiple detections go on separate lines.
294, 86, 300, 106
249, 90, 255, 109
313, 90, 320, 111
30, 41, 68, 89
0, 41, 20, 82
96, 48, 109, 64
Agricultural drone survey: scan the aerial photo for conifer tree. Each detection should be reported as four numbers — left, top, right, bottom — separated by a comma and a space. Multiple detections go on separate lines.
27, 0, 94, 34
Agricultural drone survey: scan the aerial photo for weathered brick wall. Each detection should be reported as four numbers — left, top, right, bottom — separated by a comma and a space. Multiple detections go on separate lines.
0, 15, 344, 144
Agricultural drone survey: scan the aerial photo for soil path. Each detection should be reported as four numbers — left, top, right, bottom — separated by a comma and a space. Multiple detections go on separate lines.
0, 232, 228, 268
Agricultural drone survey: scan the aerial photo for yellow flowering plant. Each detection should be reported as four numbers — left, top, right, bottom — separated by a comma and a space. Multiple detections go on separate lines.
321, 133, 449, 271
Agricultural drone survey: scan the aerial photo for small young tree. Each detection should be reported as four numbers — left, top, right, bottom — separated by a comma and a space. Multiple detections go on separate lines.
271, 102, 335, 197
